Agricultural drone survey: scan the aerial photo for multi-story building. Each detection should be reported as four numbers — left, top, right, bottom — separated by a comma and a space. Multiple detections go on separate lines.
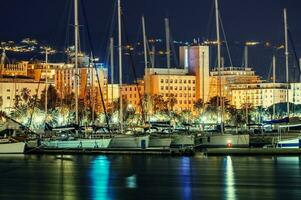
0, 78, 45, 112
231, 82, 301, 109
209, 67, 262, 100
120, 80, 145, 111
142, 45, 210, 112
144, 68, 196, 112
0, 61, 29, 77
55, 64, 108, 112
179, 45, 210, 102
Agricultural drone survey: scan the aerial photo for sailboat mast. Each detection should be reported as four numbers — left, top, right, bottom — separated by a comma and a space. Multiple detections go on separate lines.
118, 0, 123, 132
45, 48, 48, 120
215, 0, 223, 133
74, 0, 79, 125
165, 18, 171, 108
110, 37, 114, 105
142, 16, 148, 70
272, 55, 276, 118
284, 8, 289, 119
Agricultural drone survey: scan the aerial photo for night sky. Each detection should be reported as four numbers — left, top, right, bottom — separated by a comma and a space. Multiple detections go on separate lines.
1, 0, 300, 82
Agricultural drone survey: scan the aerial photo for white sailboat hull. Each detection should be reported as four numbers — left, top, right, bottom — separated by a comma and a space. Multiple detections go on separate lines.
42, 138, 112, 149
0, 142, 25, 154
108, 135, 150, 148
196, 134, 249, 148
149, 137, 172, 149
170, 135, 195, 148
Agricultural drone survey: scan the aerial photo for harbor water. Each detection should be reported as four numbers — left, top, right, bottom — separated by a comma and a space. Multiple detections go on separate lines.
0, 154, 301, 199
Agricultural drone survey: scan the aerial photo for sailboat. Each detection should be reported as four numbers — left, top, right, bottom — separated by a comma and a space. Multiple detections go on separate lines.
196, 0, 249, 148
0, 113, 26, 154
107, 0, 151, 149
275, 9, 301, 149
41, 0, 112, 149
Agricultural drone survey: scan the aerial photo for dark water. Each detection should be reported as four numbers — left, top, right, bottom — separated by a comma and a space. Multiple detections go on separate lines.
0, 154, 301, 200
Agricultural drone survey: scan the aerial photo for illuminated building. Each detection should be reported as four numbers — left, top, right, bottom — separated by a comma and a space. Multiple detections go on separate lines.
231, 82, 301, 109
0, 61, 29, 77
142, 45, 209, 112
0, 77, 45, 112
144, 68, 196, 112
209, 67, 262, 100
55, 65, 108, 112
120, 80, 145, 111
179, 45, 210, 102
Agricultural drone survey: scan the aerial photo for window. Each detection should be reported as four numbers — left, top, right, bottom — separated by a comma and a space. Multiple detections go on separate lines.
179, 86, 182, 90
165, 79, 168, 83
193, 80, 195, 84
6, 89, 10, 92
165, 86, 168, 90
161, 86, 164, 90
184, 80, 186, 84
170, 79, 173, 83
175, 80, 177, 83
179, 80, 182, 84
7, 96, 10, 100
161, 79, 164, 83
175, 86, 177, 90
188, 80, 191, 84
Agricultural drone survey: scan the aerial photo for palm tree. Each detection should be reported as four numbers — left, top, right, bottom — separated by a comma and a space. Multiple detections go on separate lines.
194, 98, 204, 113
20, 88, 31, 103
167, 94, 177, 111
151, 94, 166, 113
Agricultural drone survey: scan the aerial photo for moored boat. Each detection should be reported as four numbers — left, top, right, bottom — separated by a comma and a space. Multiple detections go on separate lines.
196, 133, 249, 148
0, 140, 25, 154
108, 134, 150, 149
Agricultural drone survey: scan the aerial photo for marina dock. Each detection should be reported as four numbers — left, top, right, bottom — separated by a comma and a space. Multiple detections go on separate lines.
25, 147, 195, 156
205, 148, 301, 156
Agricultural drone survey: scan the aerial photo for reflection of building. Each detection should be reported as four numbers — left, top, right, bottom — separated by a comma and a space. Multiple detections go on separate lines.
209, 67, 262, 100
231, 83, 301, 109
0, 78, 45, 112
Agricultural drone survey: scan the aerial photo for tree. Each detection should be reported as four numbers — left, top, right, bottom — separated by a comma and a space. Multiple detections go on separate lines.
151, 94, 167, 113
194, 98, 204, 113
20, 88, 31, 103
167, 94, 177, 111
40, 85, 60, 110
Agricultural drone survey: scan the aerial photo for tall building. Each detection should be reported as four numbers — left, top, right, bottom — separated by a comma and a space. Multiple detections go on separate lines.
179, 45, 210, 102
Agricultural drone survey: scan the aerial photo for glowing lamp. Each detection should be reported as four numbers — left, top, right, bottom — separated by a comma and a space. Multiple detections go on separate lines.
227, 139, 232, 148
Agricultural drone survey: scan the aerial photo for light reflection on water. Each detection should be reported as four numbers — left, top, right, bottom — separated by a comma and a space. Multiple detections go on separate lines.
90, 156, 111, 200
0, 155, 301, 199
179, 157, 192, 200
224, 156, 236, 200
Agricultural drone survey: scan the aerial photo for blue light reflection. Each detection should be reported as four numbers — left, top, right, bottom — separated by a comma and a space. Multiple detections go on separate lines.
180, 157, 192, 199
90, 156, 112, 200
